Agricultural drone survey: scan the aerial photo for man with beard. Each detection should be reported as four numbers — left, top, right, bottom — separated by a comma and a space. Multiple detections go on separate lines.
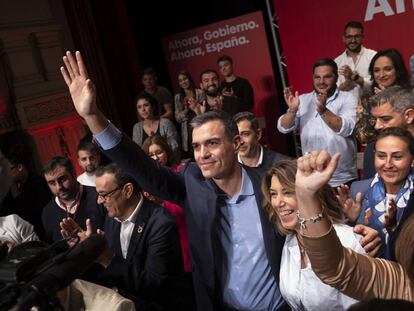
42, 156, 106, 243
335, 21, 376, 97
277, 58, 358, 188
217, 54, 254, 111
77, 140, 102, 187
199, 69, 248, 116
233, 111, 288, 171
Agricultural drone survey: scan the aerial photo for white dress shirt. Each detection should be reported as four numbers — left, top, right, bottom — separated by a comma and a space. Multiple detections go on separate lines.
277, 89, 358, 187
77, 172, 97, 187
335, 46, 377, 98
280, 224, 365, 311
115, 195, 143, 258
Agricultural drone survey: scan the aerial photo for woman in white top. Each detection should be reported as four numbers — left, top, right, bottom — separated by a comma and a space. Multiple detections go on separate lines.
262, 159, 365, 311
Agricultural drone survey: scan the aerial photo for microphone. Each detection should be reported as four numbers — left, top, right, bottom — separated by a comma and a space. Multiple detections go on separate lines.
12, 234, 106, 311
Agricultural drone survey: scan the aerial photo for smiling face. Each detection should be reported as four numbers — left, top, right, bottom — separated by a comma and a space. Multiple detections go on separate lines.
178, 74, 190, 90
96, 173, 130, 220
200, 72, 220, 97
237, 119, 261, 158
371, 102, 407, 130
373, 56, 397, 89
343, 27, 363, 53
192, 120, 239, 180
375, 135, 413, 194
270, 175, 298, 231
312, 65, 337, 94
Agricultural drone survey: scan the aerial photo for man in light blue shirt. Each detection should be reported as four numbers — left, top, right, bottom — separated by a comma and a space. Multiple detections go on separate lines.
60, 51, 288, 311
278, 58, 358, 187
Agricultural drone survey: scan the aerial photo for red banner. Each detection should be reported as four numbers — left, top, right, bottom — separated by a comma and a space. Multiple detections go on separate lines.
273, 0, 414, 93
162, 11, 288, 153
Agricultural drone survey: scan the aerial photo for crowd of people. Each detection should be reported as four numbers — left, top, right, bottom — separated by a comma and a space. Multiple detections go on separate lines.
1, 19, 414, 311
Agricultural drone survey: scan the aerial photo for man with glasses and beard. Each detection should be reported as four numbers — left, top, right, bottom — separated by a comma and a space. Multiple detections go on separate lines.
335, 21, 377, 97
278, 58, 358, 188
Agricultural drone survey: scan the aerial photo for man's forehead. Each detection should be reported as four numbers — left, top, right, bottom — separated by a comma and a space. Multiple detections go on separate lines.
192, 120, 226, 140
45, 165, 70, 179
201, 72, 218, 80
96, 173, 116, 188
313, 65, 334, 75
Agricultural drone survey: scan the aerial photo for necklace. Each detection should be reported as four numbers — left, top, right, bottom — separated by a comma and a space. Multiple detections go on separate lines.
296, 236, 306, 255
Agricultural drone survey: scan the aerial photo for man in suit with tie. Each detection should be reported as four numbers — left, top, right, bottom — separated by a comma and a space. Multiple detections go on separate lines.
61, 163, 194, 311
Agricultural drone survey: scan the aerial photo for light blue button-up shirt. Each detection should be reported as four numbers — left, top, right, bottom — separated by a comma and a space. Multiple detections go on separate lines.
277, 89, 357, 187
220, 168, 283, 311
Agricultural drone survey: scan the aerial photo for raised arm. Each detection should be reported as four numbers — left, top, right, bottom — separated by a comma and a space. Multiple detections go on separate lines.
60, 51, 108, 134
296, 151, 412, 301
60, 51, 186, 205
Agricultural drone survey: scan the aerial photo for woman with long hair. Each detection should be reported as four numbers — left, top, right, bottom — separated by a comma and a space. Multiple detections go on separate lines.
174, 70, 204, 157
295, 150, 414, 301
262, 159, 365, 310
132, 93, 180, 161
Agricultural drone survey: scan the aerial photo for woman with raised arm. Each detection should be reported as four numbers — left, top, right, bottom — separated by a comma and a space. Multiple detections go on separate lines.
296, 150, 414, 301
262, 160, 365, 310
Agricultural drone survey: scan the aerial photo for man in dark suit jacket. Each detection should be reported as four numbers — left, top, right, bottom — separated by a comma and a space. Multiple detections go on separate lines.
61, 163, 193, 310
233, 111, 289, 172
60, 51, 288, 311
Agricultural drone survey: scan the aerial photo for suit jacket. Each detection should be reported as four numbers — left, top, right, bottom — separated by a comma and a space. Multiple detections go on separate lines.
104, 135, 286, 311
260, 147, 290, 172
98, 199, 194, 311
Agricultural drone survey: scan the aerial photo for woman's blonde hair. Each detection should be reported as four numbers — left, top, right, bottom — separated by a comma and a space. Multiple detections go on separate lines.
261, 159, 343, 235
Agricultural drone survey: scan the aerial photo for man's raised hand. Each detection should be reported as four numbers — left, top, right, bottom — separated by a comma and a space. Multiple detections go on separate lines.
60, 51, 98, 119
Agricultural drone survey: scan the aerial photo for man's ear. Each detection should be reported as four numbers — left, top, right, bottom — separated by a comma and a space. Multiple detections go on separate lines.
124, 183, 134, 199
404, 108, 414, 125
233, 135, 241, 153
256, 128, 262, 141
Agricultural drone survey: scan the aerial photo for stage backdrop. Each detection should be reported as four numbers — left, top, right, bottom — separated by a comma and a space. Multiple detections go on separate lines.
162, 11, 289, 154
273, 0, 414, 93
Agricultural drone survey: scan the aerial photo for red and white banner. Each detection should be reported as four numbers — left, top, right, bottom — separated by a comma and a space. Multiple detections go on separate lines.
273, 0, 414, 93
162, 11, 289, 153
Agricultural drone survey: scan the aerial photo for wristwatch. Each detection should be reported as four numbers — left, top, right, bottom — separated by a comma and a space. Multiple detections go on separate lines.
287, 108, 298, 114
352, 72, 360, 82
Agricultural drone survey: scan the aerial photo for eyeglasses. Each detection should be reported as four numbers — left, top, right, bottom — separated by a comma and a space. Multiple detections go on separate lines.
97, 186, 122, 201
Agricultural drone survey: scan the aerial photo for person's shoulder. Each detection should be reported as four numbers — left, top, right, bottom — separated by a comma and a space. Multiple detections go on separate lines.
334, 50, 347, 63
362, 46, 377, 56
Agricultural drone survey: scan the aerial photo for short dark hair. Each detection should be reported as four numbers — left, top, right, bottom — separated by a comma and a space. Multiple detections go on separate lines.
6, 144, 30, 167
369, 85, 414, 114
368, 48, 411, 90
374, 127, 414, 156
140, 67, 157, 78
77, 140, 101, 156
344, 21, 364, 33
233, 111, 260, 131
216, 54, 233, 65
190, 111, 238, 141
199, 69, 219, 83
312, 58, 338, 77
43, 156, 75, 176
134, 92, 160, 118
95, 163, 141, 194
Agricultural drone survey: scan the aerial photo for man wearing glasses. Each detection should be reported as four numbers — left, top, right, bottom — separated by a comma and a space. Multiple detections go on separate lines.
41, 156, 106, 243
334, 21, 377, 97
60, 163, 194, 310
